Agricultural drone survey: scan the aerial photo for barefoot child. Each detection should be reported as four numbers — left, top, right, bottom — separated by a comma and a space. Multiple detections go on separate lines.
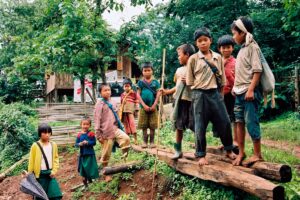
231, 16, 264, 166
28, 123, 62, 200
94, 84, 130, 181
162, 44, 195, 159
119, 78, 139, 144
186, 27, 236, 165
75, 117, 99, 189
137, 62, 161, 148
217, 35, 239, 153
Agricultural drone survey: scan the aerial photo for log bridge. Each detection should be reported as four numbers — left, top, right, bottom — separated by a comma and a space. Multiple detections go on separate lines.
132, 145, 292, 200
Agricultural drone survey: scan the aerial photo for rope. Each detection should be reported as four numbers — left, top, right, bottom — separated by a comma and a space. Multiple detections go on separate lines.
151, 49, 166, 200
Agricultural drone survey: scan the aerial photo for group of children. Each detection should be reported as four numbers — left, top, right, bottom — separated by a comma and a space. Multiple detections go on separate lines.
26, 16, 265, 199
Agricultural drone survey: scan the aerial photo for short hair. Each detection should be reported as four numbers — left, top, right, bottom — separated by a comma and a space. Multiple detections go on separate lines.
177, 44, 196, 56
38, 123, 52, 137
81, 116, 91, 125
141, 62, 153, 70
217, 35, 235, 48
194, 27, 212, 41
99, 83, 110, 92
123, 78, 132, 86
231, 16, 254, 34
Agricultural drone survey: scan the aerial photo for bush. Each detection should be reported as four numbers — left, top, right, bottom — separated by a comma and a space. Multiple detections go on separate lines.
0, 103, 38, 172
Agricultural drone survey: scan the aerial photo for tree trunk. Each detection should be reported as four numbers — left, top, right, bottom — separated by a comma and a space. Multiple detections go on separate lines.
102, 161, 142, 175
80, 78, 85, 103
131, 145, 285, 200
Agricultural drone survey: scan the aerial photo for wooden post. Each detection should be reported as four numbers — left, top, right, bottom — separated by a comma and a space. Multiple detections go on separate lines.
295, 65, 299, 110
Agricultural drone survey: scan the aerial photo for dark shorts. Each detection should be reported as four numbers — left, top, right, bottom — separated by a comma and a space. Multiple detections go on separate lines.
234, 90, 262, 140
175, 100, 194, 131
224, 93, 235, 122
138, 109, 158, 129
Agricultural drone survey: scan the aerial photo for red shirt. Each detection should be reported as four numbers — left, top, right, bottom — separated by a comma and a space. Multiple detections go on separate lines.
223, 56, 236, 95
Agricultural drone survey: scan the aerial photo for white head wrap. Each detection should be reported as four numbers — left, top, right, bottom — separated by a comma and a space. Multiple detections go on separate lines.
234, 19, 254, 46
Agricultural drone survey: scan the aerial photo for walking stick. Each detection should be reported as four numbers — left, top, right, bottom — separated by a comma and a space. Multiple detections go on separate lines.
151, 48, 166, 200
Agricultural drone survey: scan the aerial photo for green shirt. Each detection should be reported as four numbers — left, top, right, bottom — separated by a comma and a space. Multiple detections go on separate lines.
137, 79, 160, 107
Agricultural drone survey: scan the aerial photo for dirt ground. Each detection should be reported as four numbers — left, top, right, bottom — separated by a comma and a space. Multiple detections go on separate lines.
0, 151, 176, 200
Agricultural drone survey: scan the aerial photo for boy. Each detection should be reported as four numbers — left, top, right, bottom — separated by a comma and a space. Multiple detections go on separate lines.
162, 44, 195, 159
28, 123, 62, 200
186, 27, 236, 165
231, 16, 264, 166
94, 84, 131, 181
217, 35, 239, 152
137, 62, 161, 148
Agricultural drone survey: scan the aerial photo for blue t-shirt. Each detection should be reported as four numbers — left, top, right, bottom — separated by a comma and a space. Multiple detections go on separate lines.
137, 79, 160, 107
75, 131, 96, 156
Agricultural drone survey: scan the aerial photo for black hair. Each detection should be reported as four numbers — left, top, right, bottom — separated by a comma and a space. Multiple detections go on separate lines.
177, 44, 196, 56
38, 123, 52, 137
81, 116, 91, 125
99, 83, 111, 92
141, 62, 153, 70
194, 27, 212, 41
217, 35, 235, 48
123, 78, 132, 86
231, 16, 254, 34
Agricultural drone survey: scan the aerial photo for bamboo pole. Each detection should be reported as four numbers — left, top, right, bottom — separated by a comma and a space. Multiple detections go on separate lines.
151, 48, 166, 200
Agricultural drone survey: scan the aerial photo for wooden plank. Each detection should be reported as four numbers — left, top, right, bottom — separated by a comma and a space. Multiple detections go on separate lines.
132, 145, 284, 200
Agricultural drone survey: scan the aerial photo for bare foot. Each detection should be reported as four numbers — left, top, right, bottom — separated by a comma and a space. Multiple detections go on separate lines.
104, 175, 112, 182
242, 156, 263, 167
218, 145, 224, 151
232, 154, 246, 166
198, 157, 209, 165
226, 151, 237, 160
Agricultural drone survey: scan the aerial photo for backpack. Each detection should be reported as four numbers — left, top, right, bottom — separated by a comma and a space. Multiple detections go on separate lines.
258, 49, 276, 108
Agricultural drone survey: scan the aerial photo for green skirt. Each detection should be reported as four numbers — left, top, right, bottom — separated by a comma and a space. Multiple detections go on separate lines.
78, 155, 99, 179
36, 170, 62, 200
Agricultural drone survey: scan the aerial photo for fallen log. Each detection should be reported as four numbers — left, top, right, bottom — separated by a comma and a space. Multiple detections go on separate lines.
0, 154, 29, 182
186, 144, 292, 183
132, 145, 284, 200
102, 161, 143, 175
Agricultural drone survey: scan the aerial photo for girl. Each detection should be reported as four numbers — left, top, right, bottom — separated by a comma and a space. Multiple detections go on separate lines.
119, 78, 139, 144
75, 117, 99, 188
28, 123, 62, 200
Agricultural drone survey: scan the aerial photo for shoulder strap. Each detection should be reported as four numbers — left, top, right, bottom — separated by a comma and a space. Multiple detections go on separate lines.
141, 80, 157, 96
203, 59, 219, 74
36, 142, 50, 170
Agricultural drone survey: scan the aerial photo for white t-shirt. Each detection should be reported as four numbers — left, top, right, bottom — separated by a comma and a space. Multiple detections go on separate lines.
41, 142, 53, 170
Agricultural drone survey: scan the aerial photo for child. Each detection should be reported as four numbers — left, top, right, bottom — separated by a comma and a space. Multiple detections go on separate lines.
217, 35, 239, 152
231, 16, 264, 166
94, 84, 130, 182
186, 27, 236, 165
75, 117, 99, 189
162, 44, 195, 159
28, 123, 62, 200
119, 78, 139, 144
137, 62, 161, 148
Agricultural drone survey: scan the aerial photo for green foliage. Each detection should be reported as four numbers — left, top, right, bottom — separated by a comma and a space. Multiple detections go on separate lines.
0, 103, 37, 172
117, 192, 137, 200
89, 174, 121, 196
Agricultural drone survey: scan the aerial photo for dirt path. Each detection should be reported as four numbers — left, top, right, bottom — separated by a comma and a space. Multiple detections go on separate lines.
0, 151, 177, 200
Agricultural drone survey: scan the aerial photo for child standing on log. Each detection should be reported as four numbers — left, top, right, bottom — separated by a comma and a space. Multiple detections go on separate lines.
75, 117, 99, 189
94, 84, 130, 182
137, 62, 161, 148
231, 16, 264, 166
28, 123, 62, 200
186, 27, 236, 165
119, 78, 139, 145
162, 44, 195, 159
217, 35, 239, 153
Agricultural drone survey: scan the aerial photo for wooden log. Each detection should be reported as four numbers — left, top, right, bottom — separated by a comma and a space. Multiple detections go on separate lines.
102, 161, 143, 175
132, 145, 284, 200
0, 154, 29, 182
187, 144, 292, 183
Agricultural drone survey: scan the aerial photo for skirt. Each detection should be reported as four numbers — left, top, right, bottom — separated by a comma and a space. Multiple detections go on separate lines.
78, 155, 99, 179
36, 170, 62, 200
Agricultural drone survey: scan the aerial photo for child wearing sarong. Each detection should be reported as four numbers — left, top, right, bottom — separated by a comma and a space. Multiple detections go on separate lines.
119, 78, 139, 144
75, 117, 99, 189
28, 123, 62, 200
